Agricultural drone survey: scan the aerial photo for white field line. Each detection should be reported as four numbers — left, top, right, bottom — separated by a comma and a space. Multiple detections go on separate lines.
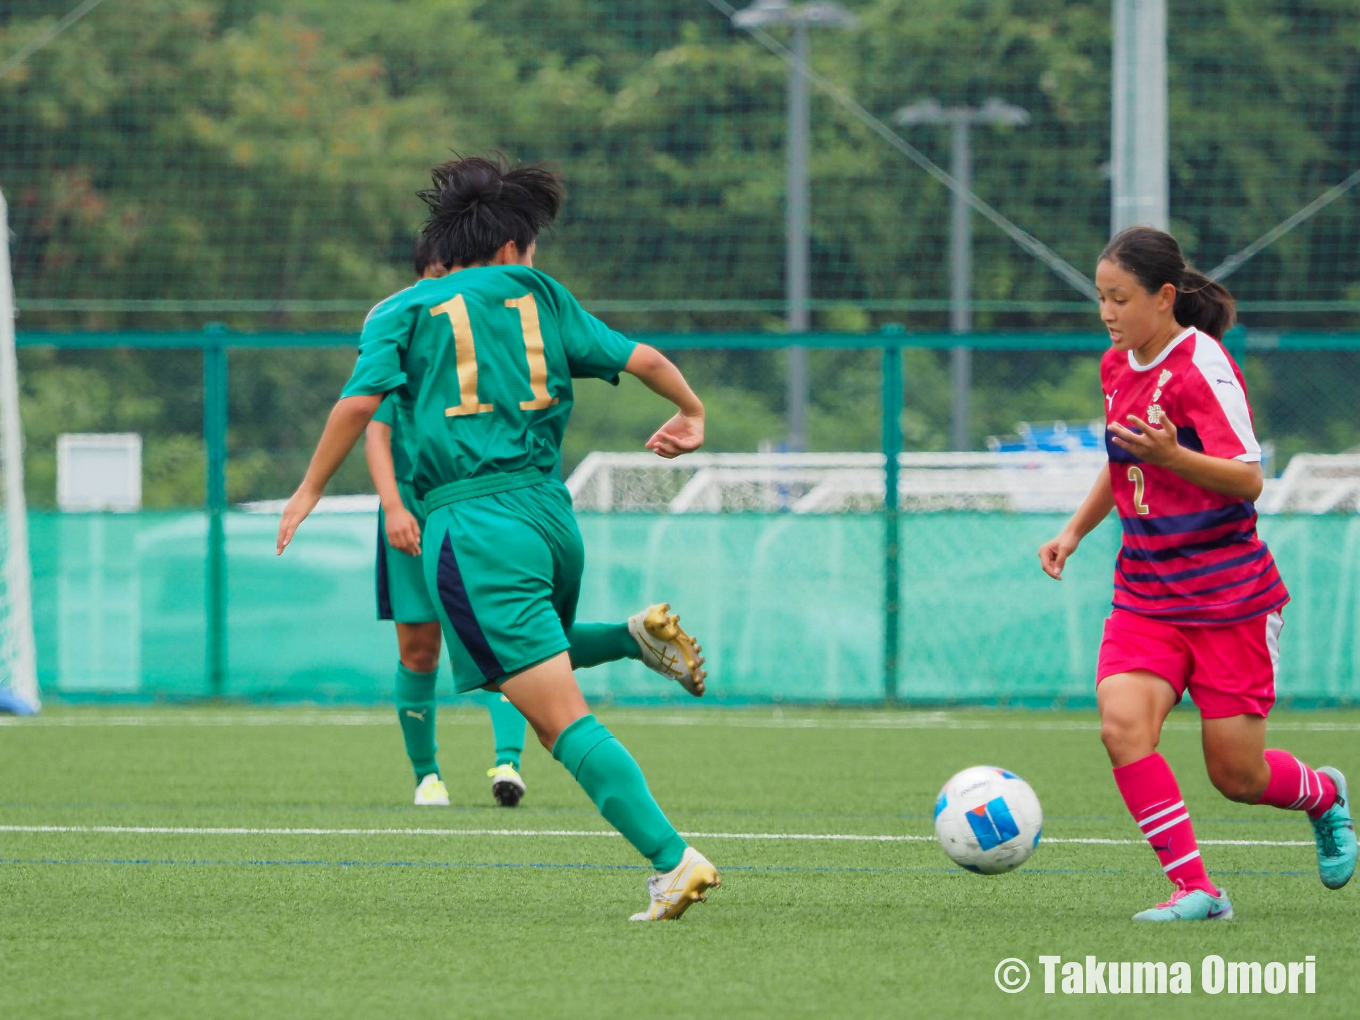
4, 709, 1360, 734
0, 824, 1313, 848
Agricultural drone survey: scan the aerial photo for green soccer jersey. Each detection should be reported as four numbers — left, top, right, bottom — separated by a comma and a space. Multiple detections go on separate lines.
342, 266, 635, 498
371, 394, 416, 485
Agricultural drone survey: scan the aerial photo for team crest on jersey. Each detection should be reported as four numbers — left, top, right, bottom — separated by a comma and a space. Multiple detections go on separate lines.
1147, 369, 1172, 423
1150, 368, 1172, 405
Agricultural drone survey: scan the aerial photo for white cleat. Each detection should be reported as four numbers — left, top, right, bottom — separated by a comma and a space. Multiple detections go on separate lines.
487, 763, 526, 807
413, 773, 450, 807
627, 603, 707, 697
629, 847, 720, 921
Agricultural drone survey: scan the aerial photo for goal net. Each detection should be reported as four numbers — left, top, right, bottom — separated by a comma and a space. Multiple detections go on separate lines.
0, 191, 39, 714
566, 451, 1109, 514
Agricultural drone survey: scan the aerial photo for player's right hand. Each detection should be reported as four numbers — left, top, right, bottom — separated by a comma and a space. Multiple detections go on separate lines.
1038, 532, 1080, 580
645, 412, 704, 459
384, 505, 422, 557
276, 484, 321, 555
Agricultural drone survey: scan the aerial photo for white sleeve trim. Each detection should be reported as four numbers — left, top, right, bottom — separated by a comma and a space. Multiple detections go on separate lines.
1190, 336, 1261, 459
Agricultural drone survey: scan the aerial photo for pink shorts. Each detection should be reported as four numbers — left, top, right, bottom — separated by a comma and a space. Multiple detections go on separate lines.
1096, 609, 1283, 719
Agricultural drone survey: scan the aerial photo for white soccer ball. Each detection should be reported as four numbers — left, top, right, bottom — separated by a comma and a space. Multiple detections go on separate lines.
933, 766, 1043, 875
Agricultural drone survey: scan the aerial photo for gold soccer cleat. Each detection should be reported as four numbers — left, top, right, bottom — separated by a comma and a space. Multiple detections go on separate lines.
627, 602, 707, 696
629, 847, 721, 921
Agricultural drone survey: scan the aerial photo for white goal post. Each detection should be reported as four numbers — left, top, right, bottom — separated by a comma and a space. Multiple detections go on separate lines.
565, 451, 1110, 513
0, 190, 39, 713
565, 450, 1357, 516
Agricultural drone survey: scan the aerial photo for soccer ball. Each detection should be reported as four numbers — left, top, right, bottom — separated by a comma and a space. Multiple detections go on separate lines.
933, 766, 1042, 874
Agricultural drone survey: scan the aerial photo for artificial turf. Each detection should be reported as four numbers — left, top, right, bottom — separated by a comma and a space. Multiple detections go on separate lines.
1, 705, 1356, 1019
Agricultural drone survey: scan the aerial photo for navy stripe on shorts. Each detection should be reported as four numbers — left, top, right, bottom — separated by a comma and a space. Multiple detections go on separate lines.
436, 532, 503, 681
375, 517, 393, 621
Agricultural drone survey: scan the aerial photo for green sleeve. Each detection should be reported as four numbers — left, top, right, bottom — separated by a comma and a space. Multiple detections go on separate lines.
541, 275, 636, 384
341, 293, 414, 398
371, 395, 396, 426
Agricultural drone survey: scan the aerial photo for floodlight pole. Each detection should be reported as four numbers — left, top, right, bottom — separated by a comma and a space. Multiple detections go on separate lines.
787, 20, 811, 450
733, 1, 858, 452
1111, 0, 1168, 231
895, 99, 1029, 452
948, 119, 972, 453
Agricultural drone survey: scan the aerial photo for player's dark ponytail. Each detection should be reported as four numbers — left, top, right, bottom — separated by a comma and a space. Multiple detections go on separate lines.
417, 154, 565, 268
1173, 269, 1236, 341
1098, 226, 1236, 340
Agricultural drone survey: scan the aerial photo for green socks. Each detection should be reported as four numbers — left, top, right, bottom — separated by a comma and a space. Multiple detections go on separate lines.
394, 663, 439, 782
567, 622, 639, 670
468, 689, 526, 769
552, 714, 687, 872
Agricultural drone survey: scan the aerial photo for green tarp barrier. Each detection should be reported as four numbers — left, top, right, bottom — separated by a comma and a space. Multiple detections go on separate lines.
30, 511, 1360, 705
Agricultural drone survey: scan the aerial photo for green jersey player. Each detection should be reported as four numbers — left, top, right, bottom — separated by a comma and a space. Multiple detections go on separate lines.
368, 237, 708, 810
278, 156, 718, 921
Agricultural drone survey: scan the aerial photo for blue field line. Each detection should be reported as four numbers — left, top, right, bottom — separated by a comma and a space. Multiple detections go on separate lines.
0, 800, 1311, 828
0, 856, 1315, 878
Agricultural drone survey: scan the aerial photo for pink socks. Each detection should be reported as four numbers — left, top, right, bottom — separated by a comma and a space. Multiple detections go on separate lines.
1113, 753, 1217, 894
1257, 749, 1338, 818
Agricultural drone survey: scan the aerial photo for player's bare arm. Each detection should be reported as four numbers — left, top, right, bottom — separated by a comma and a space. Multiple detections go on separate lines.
276, 392, 384, 555
363, 419, 421, 557
623, 344, 705, 459
1108, 412, 1263, 501
1039, 464, 1114, 580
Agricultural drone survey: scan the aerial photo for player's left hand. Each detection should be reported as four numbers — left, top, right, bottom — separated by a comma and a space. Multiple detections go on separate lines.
646, 412, 704, 459
276, 484, 321, 555
384, 505, 422, 557
1108, 413, 1183, 468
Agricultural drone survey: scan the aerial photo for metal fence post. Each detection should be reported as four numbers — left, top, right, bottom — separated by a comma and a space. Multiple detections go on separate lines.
881, 329, 904, 704
204, 331, 228, 697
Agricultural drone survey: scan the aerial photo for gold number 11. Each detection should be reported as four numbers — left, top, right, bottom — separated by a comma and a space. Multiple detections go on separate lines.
428, 293, 560, 417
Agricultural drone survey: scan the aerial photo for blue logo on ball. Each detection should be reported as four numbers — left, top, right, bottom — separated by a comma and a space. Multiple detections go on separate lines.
965, 796, 1021, 850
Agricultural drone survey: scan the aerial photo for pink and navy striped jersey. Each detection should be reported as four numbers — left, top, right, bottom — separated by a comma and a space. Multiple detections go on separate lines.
1101, 326, 1288, 625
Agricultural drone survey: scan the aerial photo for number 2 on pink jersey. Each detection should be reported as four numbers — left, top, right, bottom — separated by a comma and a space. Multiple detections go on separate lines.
1127, 466, 1150, 515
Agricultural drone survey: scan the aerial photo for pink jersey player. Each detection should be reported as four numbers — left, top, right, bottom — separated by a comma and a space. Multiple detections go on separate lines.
1039, 226, 1355, 922
1102, 332, 1287, 626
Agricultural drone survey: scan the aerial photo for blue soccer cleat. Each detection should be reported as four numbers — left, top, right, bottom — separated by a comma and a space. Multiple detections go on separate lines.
1310, 767, 1356, 890
1132, 881, 1233, 922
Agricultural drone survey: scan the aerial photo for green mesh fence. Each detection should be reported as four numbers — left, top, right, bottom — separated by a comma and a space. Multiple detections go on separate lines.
15, 332, 1360, 706
17, 339, 1360, 510
29, 511, 1360, 704
2, 1, 1358, 335
16, 346, 205, 507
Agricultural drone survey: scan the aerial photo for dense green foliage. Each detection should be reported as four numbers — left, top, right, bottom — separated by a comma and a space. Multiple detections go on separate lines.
2, 2, 1358, 503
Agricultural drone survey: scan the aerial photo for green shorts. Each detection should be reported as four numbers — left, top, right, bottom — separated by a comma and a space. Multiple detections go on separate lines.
376, 480, 437, 624
421, 472, 582, 694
